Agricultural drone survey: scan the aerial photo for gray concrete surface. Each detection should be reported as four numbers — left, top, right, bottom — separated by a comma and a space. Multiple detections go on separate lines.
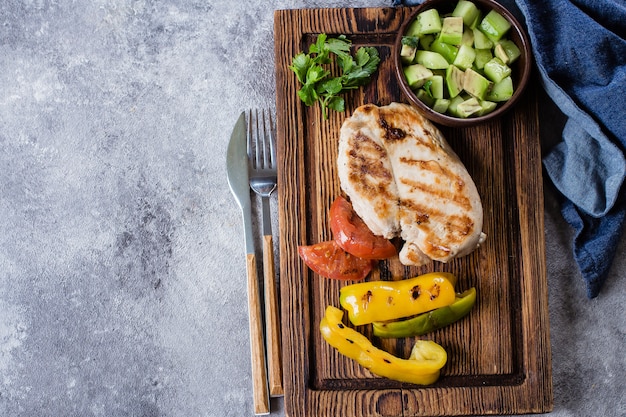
0, 1, 624, 416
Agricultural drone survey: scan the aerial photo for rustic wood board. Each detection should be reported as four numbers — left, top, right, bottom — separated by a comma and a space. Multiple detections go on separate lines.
274, 6, 552, 417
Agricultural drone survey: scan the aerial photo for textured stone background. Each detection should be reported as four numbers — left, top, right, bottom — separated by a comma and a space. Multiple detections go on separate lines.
0, 1, 624, 416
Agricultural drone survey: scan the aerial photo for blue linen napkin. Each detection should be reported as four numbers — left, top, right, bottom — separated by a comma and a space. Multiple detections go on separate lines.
392, 0, 626, 297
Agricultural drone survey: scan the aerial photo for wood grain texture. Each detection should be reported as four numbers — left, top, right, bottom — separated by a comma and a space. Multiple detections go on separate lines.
274, 6, 552, 417
246, 253, 270, 415
263, 234, 284, 397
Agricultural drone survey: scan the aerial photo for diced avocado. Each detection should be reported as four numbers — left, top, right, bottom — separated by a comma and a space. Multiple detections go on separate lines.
400, 44, 417, 64
474, 48, 493, 70
416, 9, 442, 35
463, 68, 491, 100
472, 27, 493, 49
479, 10, 511, 42
416, 88, 436, 107
440, 16, 464, 45
447, 94, 468, 117
477, 99, 497, 115
486, 76, 513, 102
404, 64, 434, 89
483, 57, 511, 83
426, 75, 445, 99
415, 50, 450, 69
400, 37, 418, 64
432, 98, 450, 113
445, 65, 465, 98
419, 34, 436, 50
462, 28, 474, 46
430, 38, 459, 63
453, 44, 476, 70
452, 0, 481, 27
456, 97, 482, 118
494, 43, 509, 64
497, 39, 521, 64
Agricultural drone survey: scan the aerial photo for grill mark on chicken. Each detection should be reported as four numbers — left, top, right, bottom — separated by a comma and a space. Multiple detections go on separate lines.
338, 103, 485, 265
398, 176, 472, 210
379, 115, 406, 141
345, 133, 398, 222
400, 199, 475, 238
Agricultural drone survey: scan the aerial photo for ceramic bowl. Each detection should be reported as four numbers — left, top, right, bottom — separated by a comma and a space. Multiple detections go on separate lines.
394, 0, 532, 127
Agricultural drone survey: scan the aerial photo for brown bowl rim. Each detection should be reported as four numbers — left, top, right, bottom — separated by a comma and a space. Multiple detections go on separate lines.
394, 0, 532, 127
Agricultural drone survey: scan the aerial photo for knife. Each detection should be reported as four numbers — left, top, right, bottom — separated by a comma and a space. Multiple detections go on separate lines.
226, 112, 270, 415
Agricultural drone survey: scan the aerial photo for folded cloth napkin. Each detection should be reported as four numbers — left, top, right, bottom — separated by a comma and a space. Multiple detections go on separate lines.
392, 0, 626, 298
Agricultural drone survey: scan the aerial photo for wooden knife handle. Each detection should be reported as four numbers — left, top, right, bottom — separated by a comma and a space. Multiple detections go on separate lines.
246, 254, 270, 415
263, 234, 284, 397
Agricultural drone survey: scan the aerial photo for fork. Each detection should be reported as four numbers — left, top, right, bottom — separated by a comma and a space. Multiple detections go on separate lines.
247, 108, 283, 397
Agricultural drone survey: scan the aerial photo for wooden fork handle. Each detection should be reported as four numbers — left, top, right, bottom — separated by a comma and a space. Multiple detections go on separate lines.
246, 254, 270, 415
263, 234, 284, 397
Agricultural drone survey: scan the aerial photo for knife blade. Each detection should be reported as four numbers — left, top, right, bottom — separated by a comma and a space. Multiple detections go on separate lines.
226, 111, 270, 415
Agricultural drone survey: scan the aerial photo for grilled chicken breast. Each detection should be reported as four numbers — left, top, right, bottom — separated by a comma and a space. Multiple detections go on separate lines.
337, 102, 486, 266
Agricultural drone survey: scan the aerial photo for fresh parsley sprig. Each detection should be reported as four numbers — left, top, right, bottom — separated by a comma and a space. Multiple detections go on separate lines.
289, 34, 381, 119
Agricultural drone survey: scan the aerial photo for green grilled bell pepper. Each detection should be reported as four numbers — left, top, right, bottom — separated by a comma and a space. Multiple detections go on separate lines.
372, 287, 477, 338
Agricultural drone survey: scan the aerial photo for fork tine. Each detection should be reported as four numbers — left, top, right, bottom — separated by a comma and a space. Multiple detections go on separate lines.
259, 109, 268, 169
265, 109, 276, 170
254, 109, 263, 169
247, 108, 277, 172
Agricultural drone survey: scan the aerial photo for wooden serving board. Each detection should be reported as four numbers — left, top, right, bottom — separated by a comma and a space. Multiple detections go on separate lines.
274, 6, 552, 417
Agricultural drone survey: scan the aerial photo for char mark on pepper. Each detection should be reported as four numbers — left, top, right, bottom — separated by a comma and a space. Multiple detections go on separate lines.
411, 285, 421, 300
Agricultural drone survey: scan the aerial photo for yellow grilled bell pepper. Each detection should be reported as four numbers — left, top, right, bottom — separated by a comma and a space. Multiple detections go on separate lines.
319, 305, 447, 385
339, 272, 457, 326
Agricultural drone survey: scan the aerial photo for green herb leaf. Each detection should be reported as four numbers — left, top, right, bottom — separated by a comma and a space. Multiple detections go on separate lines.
288, 53, 311, 84
402, 36, 419, 48
327, 96, 345, 113
423, 80, 433, 98
288, 33, 381, 120
322, 78, 343, 95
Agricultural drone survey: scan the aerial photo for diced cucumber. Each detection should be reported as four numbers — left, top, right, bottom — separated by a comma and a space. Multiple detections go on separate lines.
415, 50, 450, 69
453, 44, 476, 70
479, 10, 511, 42
432, 98, 451, 113
452, 0, 480, 27
419, 34, 436, 50
474, 48, 493, 70
483, 57, 511, 83
486, 76, 513, 102
440, 16, 464, 45
447, 94, 469, 117
445, 65, 465, 98
404, 63, 434, 89
497, 39, 521, 64
427, 75, 445, 99
456, 97, 482, 118
399, 1, 520, 118
416, 88, 436, 107
416, 9, 442, 35
472, 27, 493, 49
430, 38, 459, 63
406, 18, 422, 37
463, 68, 491, 100
477, 99, 497, 115
469, 9, 482, 29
